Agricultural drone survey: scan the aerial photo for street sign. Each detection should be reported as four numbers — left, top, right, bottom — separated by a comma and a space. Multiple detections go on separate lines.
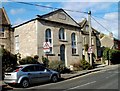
43, 42, 50, 53
88, 46, 92, 54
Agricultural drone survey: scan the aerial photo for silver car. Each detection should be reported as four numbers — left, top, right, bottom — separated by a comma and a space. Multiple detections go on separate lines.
4, 64, 60, 88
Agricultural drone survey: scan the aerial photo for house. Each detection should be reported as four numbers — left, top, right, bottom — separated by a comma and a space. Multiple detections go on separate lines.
100, 32, 120, 50
0, 7, 14, 53
79, 18, 101, 63
14, 9, 83, 67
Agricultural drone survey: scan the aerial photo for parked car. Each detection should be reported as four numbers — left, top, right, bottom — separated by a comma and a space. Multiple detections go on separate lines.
4, 64, 60, 88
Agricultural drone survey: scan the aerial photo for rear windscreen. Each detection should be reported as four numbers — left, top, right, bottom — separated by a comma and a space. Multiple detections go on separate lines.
5, 67, 22, 72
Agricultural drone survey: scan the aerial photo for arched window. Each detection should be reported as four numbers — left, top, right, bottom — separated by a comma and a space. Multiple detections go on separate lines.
59, 28, 65, 40
71, 33, 77, 54
45, 29, 52, 53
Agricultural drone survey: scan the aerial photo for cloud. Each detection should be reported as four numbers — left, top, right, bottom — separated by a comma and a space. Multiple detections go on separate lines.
61, 2, 118, 39
10, 8, 26, 15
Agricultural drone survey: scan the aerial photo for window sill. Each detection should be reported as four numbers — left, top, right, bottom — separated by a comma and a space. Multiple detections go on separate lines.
0, 37, 7, 39
59, 39, 68, 42
46, 54, 55, 56
72, 54, 79, 56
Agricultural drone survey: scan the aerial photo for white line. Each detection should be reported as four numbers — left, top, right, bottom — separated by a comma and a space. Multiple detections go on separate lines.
64, 81, 96, 91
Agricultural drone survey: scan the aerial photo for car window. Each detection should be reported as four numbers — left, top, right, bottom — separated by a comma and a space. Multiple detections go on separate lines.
22, 66, 35, 72
35, 65, 46, 71
5, 67, 23, 72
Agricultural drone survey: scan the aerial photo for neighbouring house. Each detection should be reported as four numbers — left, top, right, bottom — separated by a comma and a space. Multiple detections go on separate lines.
79, 18, 101, 63
0, 7, 14, 53
14, 9, 83, 67
100, 32, 120, 50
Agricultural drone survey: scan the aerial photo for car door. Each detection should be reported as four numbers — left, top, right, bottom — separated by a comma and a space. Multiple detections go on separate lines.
37, 65, 51, 83
22, 66, 39, 84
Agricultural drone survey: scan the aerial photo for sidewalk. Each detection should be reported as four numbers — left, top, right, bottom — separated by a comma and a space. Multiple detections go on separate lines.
61, 64, 118, 80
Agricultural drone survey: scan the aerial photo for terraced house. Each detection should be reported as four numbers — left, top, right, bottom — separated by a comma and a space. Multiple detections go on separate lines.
14, 9, 83, 67
0, 7, 14, 53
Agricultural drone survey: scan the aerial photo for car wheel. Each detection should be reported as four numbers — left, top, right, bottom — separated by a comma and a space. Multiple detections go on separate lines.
20, 79, 29, 88
51, 75, 58, 83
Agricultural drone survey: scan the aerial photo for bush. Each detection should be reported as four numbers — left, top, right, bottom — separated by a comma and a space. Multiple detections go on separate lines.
49, 60, 71, 73
102, 47, 110, 60
19, 56, 39, 65
109, 49, 120, 64
80, 60, 93, 70
71, 60, 93, 71
0, 48, 17, 80
42, 56, 49, 67
102, 47, 120, 64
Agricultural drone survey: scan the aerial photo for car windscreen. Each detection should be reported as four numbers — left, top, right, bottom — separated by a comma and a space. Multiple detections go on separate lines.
5, 66, 23, 72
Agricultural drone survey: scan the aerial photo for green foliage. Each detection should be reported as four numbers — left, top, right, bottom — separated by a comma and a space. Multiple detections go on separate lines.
42, 56, 49, 67
109, 49, 120, 64
102, 47, 110, 60
19, 56, 39, 65
0, 48, 17, 80
84, 44, 89, 51
72, 60, 93, 71
80, 60, 93, 70
49, 60, 71, 73
102, 47, 120, 64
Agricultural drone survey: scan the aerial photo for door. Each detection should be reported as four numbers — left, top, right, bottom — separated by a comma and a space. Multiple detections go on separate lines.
60, 44, 65, 62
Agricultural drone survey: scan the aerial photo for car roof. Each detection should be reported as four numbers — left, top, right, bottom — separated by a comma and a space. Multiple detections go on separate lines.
17, 64, 44, 67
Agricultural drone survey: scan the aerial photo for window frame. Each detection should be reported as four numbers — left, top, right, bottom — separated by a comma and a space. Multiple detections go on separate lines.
59, 28, 66, 40
45, 28, 53, 54
71, 33, 77, 55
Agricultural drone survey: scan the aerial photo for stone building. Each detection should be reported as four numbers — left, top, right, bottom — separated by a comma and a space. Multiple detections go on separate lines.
14, 9, 83, 67
0, 7, 14, 53
79, 18, 101, 63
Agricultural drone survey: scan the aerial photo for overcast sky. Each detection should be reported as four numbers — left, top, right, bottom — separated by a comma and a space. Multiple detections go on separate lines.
1, 0, 119, 39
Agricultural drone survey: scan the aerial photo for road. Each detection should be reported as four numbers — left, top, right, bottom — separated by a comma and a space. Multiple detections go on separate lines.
15, 65, 119, 90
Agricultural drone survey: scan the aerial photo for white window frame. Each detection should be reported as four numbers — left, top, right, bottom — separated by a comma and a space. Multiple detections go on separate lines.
45, 28, 53, 54
15, 35, 19, 53
71, 33, 77, 55
59, 28, 66, 40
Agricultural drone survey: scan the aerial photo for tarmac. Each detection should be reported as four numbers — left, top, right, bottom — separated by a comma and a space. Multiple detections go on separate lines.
0, 64, 118, 90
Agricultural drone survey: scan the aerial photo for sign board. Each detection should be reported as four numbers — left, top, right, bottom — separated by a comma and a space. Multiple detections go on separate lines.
88, 47, 92, 54
43, 42, 50, 53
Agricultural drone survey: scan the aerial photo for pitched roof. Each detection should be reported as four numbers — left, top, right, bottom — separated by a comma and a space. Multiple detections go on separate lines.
79, 18, 100, 35
0, 7, 10, 25
14, 9, 81, 28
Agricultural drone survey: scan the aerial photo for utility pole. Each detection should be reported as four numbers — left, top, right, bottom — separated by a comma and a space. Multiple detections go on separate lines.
88, 11, 92, 66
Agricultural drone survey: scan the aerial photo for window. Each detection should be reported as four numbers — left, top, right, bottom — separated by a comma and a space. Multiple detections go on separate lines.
85, 25, 89, 31
15, 35, 19, 53
0, 28, 4, 37
91, 38, 94, 45
59, 28, 65, 40
45, 29, 52, 53
71, 33, 77, 54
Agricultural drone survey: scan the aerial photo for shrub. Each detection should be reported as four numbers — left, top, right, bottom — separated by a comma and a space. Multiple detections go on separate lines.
72, 62, 83, 71
102, 47, 110, 61
49, 60, 71, 73
102, 47, 120, 64
42, 56, 49, 67
0, 48, 17, 80
19, 56, 39, 65
109, 49, 120, 64
80, 60, 93, 70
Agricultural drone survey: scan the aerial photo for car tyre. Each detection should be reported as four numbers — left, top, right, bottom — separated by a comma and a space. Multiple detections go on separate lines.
51, 75, 58, 83
20, 79, 29, 88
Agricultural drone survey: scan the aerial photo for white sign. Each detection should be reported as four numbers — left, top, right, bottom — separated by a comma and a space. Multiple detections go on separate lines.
88, 47, 93, 54
43, 42, 50, 52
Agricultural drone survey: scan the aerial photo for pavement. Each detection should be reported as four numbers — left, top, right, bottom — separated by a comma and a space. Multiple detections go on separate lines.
61, 64, 118, 80
0, 64, 118, 90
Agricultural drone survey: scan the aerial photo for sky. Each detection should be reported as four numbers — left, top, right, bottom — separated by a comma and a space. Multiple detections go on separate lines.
1, 0, 119, 39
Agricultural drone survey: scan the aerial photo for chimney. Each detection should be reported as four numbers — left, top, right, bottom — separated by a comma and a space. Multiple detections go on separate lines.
109, 32, 113, 38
